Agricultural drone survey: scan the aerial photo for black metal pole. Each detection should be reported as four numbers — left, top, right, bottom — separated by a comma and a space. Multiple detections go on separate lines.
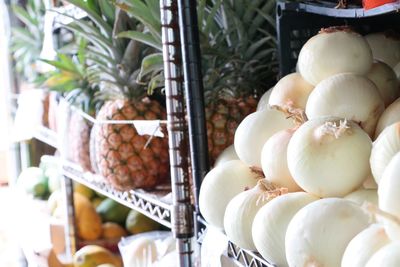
160, 0, 194, 266
177, 0, 210, 237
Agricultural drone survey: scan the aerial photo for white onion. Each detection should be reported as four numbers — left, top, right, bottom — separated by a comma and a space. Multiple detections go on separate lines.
394, 62, 400, 80
213, 145, 238, 167
256, 88, 273, 111
252, 192, 318, 267
224, 179, 285, 250
234, 109, 295, 167
199, 160, 260, 229
370, 121, 400, 184
366, 60, 399, 107
363, 172, 378, 189
375, 97, 400, 139
285, 198, 371, 267
268, 73, 314, 112
378, 151, 400, 240
261, 129, 302, 192
365, 241, 400, 267
342, 224, 390, 267
298, 28, 372, 85
305, 73, 384, 136
344, 188, 378, 207
365, 32, 400, 68
287, 118, 372, 197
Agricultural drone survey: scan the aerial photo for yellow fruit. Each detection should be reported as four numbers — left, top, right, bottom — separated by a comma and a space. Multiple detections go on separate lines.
74, 182, 95, 199
125, 210, 161, 234
101, 222, 128, 240
97, 264, 117, 267
73, 245, 121, 267
74, 193, 102, 241
91, 197, 103, 208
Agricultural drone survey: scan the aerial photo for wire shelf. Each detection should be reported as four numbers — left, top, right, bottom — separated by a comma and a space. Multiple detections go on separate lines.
61, 160, 172, 228
33, 126, 58, 148
227, 242, 276, 267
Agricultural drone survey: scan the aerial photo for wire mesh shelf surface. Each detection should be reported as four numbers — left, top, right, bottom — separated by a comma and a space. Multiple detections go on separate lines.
33, 125, 58, 148
61, 160, 172, 228
228, 242, 276, 267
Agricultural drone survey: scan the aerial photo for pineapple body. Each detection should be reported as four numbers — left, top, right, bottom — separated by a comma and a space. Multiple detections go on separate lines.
92, 99, 169, 190
68, 111, 93, 172
206, 96, 257, 164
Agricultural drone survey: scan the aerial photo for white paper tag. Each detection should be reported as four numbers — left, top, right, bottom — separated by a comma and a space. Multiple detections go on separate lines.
132, 120, 164, 137
12, 90, 46, 142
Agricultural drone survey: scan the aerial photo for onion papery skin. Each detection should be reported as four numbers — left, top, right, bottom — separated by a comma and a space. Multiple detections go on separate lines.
342, 224, 390, 267
268, 73, 314, 112
285, 198, 371, 267
199, 160, 259, 229
252, 192, 318, 267
375, 97, 400, 139
366, 61, 399, 107
287, 118, 372, 198
298, 29, 372, 85
223, 179, 285, 250
261, 129, 302, 192
344, 188, 378, 206
256, 88, 273, 111
234, 109, 295, 167
363, 172, 378, 189
213, 145, 239, 167
305, 73, 384, 137
365, 241, 400, 267
365, 32, 400, 68
370, 121, 400, 184
378, 151, 400, 240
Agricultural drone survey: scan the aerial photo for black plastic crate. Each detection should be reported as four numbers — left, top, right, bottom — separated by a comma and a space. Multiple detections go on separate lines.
277, 0, 400, 77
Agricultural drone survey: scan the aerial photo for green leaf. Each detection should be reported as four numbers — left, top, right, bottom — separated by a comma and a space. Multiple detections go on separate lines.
64, 0, 113, 37
11, 4, 37, 27
98, 0, 115, 24
40, 58, 77, 73
244, 36, 273, 59
204, 0, 222, 35
117, 31, 162, 51
138, 53, 164, 81
117, 0, 161, 43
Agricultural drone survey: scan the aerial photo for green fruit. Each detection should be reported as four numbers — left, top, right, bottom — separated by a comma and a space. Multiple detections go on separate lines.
96, 198, 131, 225
17, 167, 49, 198
125, 210, 161, 234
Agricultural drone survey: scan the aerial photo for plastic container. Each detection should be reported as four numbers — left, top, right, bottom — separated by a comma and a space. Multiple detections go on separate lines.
276, 0, 400, 77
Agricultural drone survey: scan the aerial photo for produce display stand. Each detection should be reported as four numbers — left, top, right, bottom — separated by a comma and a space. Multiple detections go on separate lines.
25, 0, 400, 266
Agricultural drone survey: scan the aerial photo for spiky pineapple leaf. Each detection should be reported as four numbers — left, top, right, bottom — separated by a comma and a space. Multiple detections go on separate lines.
98, 0, 115, 25
117, 31, 162, 51
116, 0, 161, 43
11, 4, 38, 27
138, 53, 163, 81
64, 0, 113, 37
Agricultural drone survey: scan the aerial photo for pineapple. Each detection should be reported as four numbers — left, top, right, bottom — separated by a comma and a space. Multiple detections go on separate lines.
42, 40, 98, 172
118, 0, 278, 164
65, 0, 169, 190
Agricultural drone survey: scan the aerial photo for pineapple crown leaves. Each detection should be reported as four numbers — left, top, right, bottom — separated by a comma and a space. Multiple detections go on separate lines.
39, 38, 100, 113
117, 0, 278, 102
60, 0, 154, 101
10, 0, 45, 82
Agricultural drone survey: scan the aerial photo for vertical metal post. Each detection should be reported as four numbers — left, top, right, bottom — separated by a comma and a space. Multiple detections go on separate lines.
61, 176, 77, 260
176, 0, 209, 236
160, 0, 194, 266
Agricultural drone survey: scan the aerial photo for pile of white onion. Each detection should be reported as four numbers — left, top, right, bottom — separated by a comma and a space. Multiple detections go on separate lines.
198, 26, 400, 267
